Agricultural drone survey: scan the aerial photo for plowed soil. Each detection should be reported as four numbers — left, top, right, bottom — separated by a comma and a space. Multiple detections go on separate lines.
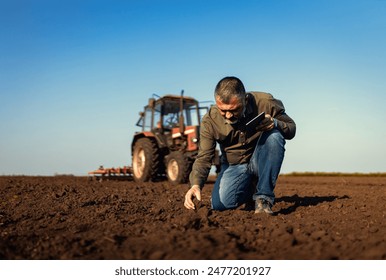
0, 175, 385, 260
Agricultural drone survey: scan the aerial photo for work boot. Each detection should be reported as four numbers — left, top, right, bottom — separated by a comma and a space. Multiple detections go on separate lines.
255, 199, 273, 215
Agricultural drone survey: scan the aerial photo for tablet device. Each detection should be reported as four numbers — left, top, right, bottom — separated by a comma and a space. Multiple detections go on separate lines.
246, 111, 265, 126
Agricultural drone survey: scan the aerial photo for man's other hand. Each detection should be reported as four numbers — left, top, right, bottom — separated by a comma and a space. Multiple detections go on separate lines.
184, 185, 201, 210
258, 114, 275, 131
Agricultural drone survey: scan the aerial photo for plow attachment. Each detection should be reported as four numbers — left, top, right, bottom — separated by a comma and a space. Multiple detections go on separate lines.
88, 165, 133, 181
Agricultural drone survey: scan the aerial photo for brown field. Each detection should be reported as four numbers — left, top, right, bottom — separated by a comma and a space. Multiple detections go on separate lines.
0, 175, 385, 260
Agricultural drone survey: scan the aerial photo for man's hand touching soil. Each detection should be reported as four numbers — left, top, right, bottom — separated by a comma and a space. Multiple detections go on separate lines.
184, 185, 201, 210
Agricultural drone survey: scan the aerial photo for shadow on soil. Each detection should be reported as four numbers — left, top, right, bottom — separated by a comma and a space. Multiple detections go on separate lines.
275, 194, 350, 215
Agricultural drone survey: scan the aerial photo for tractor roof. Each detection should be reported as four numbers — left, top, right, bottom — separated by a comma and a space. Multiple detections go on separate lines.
158, 94, 198, 103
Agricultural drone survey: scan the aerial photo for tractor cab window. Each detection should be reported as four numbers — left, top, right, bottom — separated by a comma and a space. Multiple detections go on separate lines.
162, 100, 180, 129
153, 103, 162, 129
143, 107, 152, 130
161, 101, 200, 128
185, 104, 200, 126
163, 112, 179, 129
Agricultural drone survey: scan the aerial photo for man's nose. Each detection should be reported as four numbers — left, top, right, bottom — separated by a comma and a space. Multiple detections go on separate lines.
225, 111, 233, 119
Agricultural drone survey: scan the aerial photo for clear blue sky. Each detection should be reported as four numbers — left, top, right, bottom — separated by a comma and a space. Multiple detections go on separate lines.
1, 0, 385, 175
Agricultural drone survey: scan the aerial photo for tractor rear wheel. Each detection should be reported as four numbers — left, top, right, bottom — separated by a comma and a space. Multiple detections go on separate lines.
166, 151, 191, 185
132, 138, 160, 182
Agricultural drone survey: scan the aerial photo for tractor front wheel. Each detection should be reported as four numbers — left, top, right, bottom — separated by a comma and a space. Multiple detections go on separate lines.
132, 138, 160, 182
165, 152, 191, 185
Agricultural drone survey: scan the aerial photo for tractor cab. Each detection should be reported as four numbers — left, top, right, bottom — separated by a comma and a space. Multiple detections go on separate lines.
136, 94, 205, 131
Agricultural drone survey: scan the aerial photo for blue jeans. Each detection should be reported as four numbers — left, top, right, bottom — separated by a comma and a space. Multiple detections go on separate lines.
211, 129, 285, 210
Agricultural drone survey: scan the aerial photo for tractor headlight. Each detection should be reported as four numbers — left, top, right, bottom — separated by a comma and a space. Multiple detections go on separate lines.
192, 138, 198, 143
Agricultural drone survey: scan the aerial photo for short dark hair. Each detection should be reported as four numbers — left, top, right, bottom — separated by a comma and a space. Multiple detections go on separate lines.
214, 76, 246, 103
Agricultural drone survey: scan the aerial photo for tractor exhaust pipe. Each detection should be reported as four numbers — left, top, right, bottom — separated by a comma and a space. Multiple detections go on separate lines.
179, 90, 185, 134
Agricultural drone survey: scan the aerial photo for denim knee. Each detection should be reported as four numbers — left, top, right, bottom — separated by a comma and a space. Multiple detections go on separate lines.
261, 129, 285, 148
211, 186, 236, 210
211, 198, 227, 211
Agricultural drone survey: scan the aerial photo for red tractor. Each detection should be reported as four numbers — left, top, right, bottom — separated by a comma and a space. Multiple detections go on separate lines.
131, 91, 219, 185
